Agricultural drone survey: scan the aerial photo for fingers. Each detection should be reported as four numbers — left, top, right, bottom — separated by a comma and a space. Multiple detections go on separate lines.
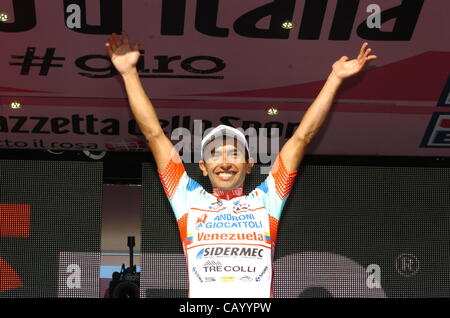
340, 56, 349, 62
105, 33, 117, 58
358, 42, 368, 59
108, 32, 139, 51
122, 31, 130, 46
106, 32, 136, 57
358, 42, 378, 64
105, 35, 114, 52
133, 41, 141, 52
363, 44, 378, 62
108, 33, 118, 51
364, 47, 372, 59
122, 32, 141, 52
113, 33, 123, 48
105, 42, 113, 57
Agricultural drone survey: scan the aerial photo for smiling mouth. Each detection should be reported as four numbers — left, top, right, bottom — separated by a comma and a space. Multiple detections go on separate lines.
216, 172, 237, 181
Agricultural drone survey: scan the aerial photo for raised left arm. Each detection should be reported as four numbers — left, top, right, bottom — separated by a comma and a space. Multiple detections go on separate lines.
278, 42, 378, 173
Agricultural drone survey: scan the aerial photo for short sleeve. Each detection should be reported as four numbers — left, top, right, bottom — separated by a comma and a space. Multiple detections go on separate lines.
158, 155, 204, 220
249, 154, 298, 220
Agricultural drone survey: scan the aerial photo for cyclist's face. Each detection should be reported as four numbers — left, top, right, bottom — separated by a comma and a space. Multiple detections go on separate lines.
199, 138, 253, 190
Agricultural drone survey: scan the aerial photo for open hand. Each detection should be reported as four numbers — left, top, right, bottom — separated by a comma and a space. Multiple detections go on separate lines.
331, 42, 377, 80
106, 33, 141, 76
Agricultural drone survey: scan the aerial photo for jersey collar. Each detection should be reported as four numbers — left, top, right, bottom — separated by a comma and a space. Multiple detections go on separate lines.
212, 186, 244, 200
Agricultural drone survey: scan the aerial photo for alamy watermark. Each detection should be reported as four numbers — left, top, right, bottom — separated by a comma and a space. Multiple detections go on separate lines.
366, 4, 382, 29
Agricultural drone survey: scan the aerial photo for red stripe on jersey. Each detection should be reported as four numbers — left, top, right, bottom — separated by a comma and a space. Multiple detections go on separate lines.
158, 156, 185, 199
212, 186, 244, 200
186, 243, 272, 250
191, 207, 223, 213
271, 154, 297, 200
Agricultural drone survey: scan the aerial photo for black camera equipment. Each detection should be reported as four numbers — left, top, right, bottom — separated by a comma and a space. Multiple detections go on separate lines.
108, 236, 140, 298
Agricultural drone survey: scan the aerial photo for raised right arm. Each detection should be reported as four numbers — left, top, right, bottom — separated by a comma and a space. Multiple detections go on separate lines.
106, 33, 176, 172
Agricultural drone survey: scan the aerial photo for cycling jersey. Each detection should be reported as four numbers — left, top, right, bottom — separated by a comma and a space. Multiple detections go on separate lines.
158, 154, 297, 298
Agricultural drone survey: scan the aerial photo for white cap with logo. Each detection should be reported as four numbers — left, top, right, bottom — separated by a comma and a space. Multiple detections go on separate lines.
200, 125, 249, 159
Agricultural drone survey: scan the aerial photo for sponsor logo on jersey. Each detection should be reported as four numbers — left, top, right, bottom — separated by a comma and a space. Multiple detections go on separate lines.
196, 213, 263, 230
186, 233, 194, 245
196, 248, 206, 259
205, 277, 216, 283
192, 267, 203, 283
204, 260, 222, 267
214, 213, 255, 222
255, 266, 269, 282
203, 262, 256, 273
240, 275, 253, 282
264, 232, 271, 245
220, 276, 236, 283
197, 231, 265, 242
195, 214, 208, 230
196, 246, 264, 259
232, 200, 251, 213
208, 198, 224, 211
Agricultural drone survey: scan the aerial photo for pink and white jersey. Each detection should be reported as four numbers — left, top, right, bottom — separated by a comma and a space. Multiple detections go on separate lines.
158, 155, 297, 298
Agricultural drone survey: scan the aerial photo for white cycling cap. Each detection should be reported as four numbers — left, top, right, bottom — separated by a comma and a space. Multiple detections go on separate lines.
200, 125, 250, 159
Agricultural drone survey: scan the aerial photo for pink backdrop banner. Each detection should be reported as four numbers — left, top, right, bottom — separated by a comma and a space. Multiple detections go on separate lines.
1, 0, 449, 154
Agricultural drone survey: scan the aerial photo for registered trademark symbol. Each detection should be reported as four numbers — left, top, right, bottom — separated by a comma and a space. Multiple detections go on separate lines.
395, 253, 420, 277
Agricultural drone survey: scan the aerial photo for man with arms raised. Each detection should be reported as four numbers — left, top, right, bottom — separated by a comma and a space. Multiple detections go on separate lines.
106, 33, 377, 298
